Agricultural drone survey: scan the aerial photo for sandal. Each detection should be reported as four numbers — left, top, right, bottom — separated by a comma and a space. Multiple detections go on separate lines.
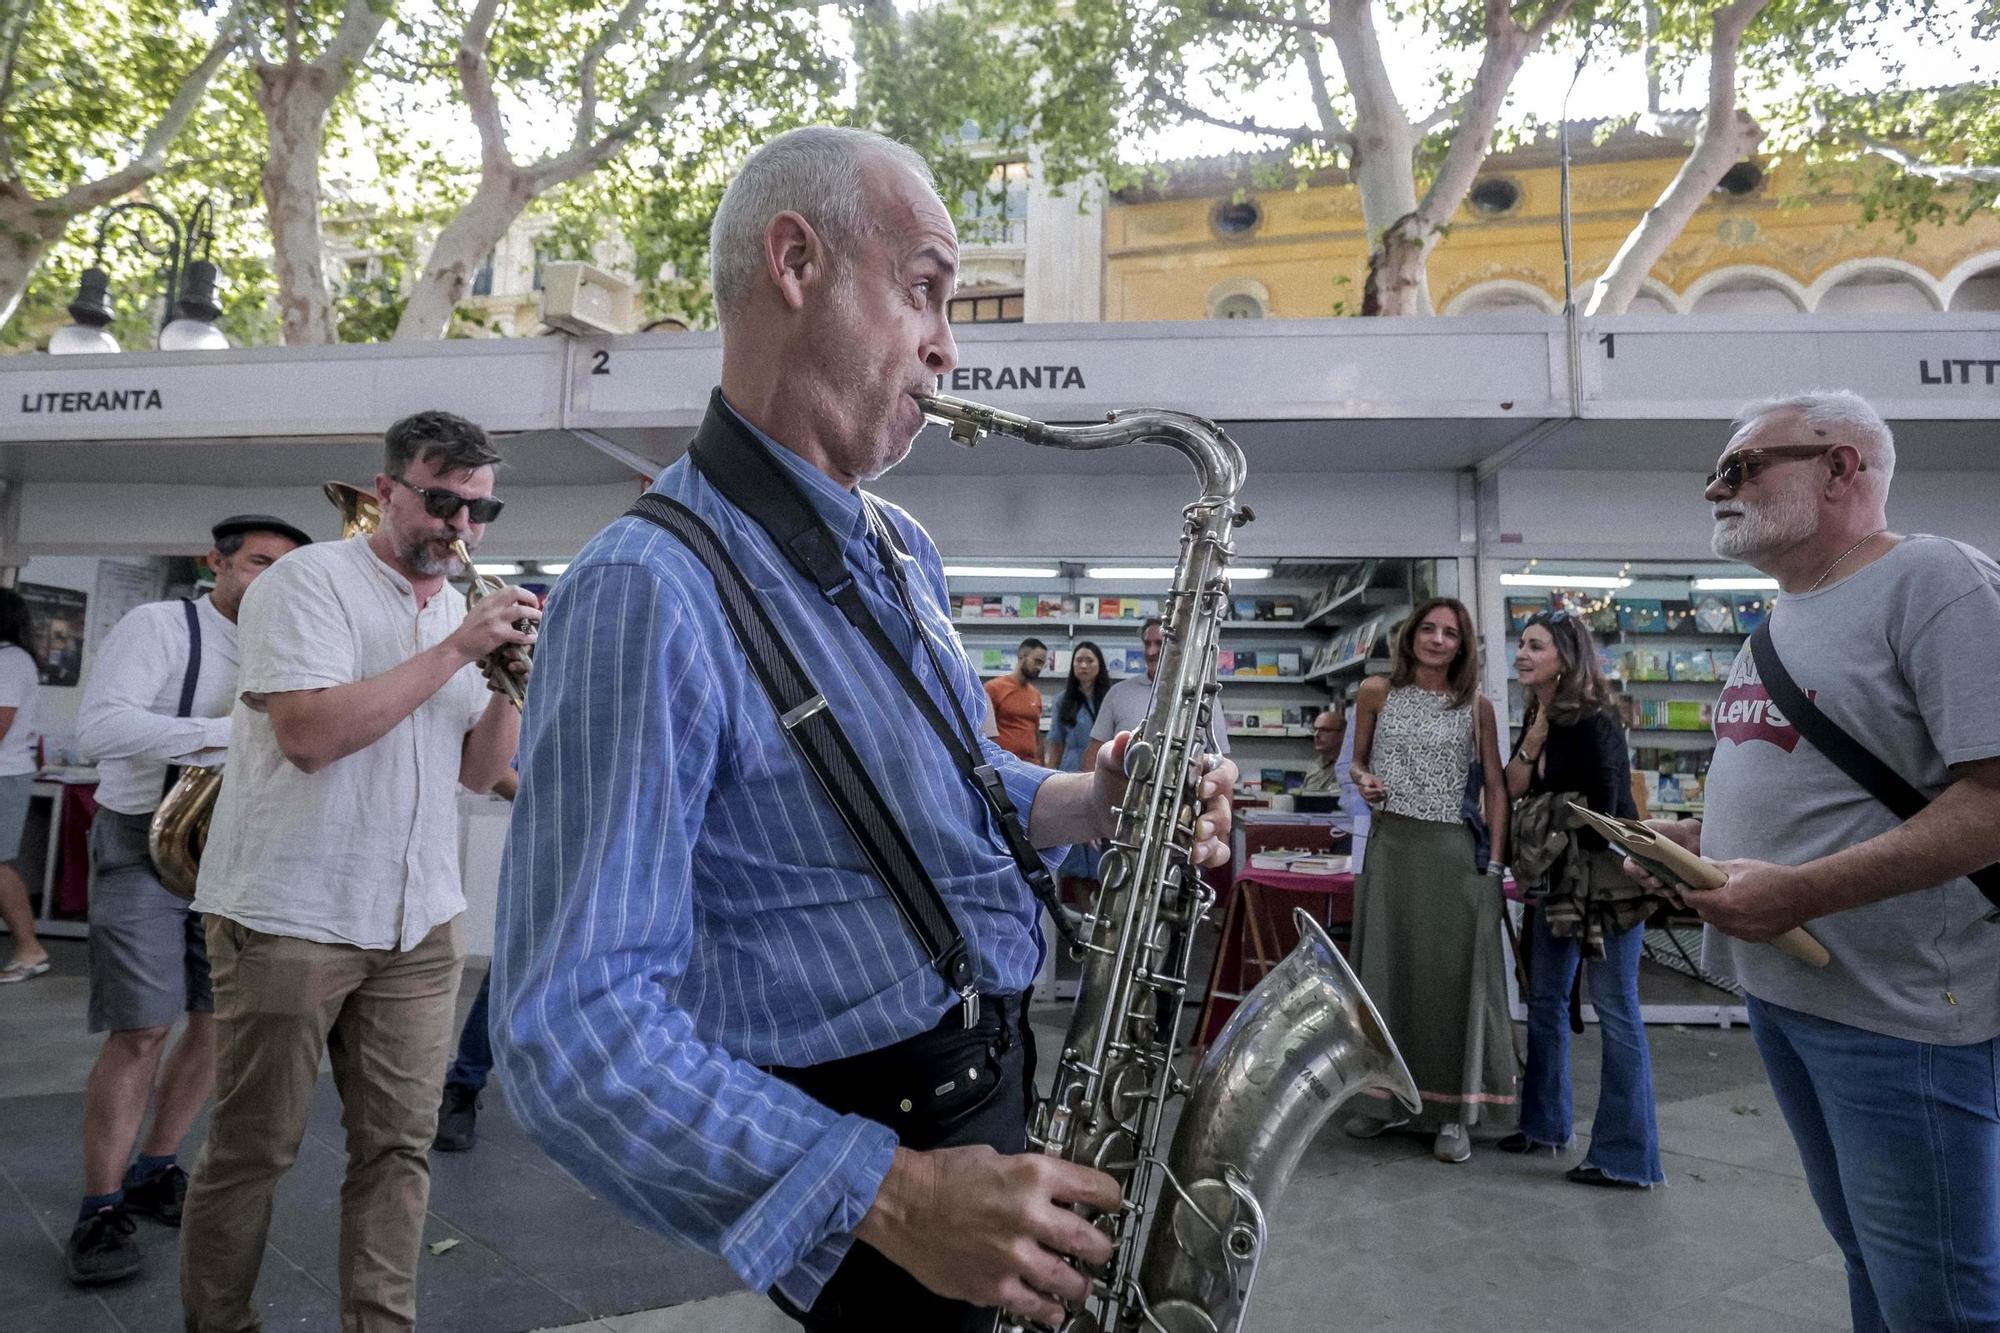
0, 959, 51, 984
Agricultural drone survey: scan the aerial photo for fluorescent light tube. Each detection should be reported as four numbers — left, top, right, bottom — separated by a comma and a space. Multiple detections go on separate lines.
1086, 566, 1271, 581
1691, 576, 1778, 591
540, 563, 570, 576
941, 565, 1060, 579
1499, 573, 1631, 589
474, 562, 522, 577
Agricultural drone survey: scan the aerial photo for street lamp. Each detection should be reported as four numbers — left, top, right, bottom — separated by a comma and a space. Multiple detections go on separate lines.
48, 198, 229, 355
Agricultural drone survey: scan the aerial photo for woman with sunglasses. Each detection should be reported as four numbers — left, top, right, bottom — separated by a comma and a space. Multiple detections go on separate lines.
1501, 609, 1664, 1188
1343, 598, 1514, 1163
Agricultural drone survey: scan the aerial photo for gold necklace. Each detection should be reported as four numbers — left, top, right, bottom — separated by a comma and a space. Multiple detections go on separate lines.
1807, 530, 1887, 593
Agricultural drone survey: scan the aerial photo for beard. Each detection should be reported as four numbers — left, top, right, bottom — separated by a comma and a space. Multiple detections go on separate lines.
1712, 485, 1818, 561
399, 531, 460, 578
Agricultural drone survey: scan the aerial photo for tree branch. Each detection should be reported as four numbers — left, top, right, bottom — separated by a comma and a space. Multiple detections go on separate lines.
1144, 81, 1326, 146
316, 0, 394, 74
54, 2, 248, 214
1295, 0, 1351, 145
0, 0, 36, 179
1707, 0, 1767, 127
1865, 139, 2000, 186
456, 0, 515, 176
573, 0, 649, 155
284, 0, 301, 64
532, 8, 724, 189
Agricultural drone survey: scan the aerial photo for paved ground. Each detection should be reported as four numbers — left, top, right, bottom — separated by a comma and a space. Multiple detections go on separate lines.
1, 944, 1847, 1332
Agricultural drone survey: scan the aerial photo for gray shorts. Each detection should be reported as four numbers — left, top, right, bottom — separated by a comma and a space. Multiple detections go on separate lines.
87, 809, 213, 1034
0, 773, 32, 863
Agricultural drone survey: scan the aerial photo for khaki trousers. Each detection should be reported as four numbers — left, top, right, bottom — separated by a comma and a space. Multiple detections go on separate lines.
181, 915, 462, 1333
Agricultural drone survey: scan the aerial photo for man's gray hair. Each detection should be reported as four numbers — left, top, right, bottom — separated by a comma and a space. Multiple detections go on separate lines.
708, 126, 936, 324
1731, 389, 1896, 488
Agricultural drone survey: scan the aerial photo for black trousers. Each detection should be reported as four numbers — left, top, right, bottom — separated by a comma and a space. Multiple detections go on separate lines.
767, 992, 1038, 1333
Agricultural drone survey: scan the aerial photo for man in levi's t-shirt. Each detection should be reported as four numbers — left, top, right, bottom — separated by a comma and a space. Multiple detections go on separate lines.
1631, 390, 2000, 1333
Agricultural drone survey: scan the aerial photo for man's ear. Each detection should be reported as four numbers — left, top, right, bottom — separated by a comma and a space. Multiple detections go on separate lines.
1826, 444, 1868, 493
205, 548, 224, 578
764, 211, 824, 312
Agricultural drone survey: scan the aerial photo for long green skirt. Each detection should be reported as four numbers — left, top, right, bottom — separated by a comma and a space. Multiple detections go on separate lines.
1347, 811, 1519, 1133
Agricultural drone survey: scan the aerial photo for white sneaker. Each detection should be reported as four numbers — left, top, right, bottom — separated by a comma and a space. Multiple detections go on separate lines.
1434, 1123, 1472, 1163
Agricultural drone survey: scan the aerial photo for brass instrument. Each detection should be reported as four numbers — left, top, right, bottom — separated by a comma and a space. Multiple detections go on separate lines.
323, 481, 381, 539
151, 481, 381, 898
451, 539, 530, 709
919, 393, 1420, 1333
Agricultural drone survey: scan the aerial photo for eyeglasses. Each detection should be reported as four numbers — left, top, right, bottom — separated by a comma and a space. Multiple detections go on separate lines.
393, 476, 504, 524
1705, 444, 1863, 495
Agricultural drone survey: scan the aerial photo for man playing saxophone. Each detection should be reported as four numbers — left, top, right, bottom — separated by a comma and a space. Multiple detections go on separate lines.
493, 126, 1236, 1333
62, 514, 308, 1287
180, 412, 537, 1333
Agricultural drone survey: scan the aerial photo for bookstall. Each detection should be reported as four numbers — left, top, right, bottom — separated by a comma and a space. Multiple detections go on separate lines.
0, 310, 1990, 986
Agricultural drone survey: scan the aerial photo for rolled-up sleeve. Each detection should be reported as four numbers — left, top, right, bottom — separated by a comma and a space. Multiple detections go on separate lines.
490, 555, 898, 1305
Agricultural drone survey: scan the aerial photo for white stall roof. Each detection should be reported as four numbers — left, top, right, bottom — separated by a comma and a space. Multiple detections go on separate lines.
0, 314, 1993, 490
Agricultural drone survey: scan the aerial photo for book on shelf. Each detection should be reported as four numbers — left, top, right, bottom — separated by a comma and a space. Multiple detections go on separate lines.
1692, 592, 1738, 634
1216, 650, 1235, 676
1668, 649, 1716, 682
1627, 648, 1672, 681
1079, 596, 1099, 619
1615, 598, 1667, 633
1505, 595, 1549, 633
1232, 595, 1257, 619
1278, 649, 1301, 676
1732, 594, 1772, 633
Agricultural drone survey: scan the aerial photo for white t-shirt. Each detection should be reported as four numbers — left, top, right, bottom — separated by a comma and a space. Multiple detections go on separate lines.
0, 644, 39, 776
195, 536, 490, 951
77, 597, 238, 815
1088, 672, 1231, 756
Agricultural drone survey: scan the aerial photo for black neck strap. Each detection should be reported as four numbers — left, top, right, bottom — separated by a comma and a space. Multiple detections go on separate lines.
684, 392, 1073, 948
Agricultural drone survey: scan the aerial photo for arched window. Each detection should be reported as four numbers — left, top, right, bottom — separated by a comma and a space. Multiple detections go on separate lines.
1812, 263, 1940, 314
1947, 262, 2000, 312
1444, 280, 1555, 316
1685, 268, 1807, 315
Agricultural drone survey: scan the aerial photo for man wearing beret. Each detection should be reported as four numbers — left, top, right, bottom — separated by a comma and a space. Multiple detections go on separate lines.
65, 514, 308, 1285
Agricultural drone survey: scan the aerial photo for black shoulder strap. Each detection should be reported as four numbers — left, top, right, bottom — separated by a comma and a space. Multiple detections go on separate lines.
626, 492, 979, 1018
683, 391, 1075, 951
1750, 621, 2000, 914
162, 598, 203, 800
176, 598, 202, 718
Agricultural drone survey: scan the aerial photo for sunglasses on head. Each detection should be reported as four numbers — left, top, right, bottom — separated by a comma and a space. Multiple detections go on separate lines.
394, 476, 504, 524
1527, 608, 1575, 629
1706, 443, 1864, 495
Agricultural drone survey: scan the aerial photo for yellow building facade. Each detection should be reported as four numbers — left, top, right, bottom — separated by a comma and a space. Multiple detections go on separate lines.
1102, 135, 2000, 321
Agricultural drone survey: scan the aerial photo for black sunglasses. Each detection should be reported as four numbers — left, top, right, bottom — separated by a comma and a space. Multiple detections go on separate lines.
394, 476, 504, 524
1705, 443, 1863, 495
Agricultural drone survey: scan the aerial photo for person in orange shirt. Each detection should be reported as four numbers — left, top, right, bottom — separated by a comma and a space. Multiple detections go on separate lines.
982, 637, 1046, 763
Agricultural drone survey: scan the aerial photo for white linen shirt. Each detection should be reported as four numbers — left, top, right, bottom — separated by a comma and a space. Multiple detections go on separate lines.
78, 596, 238, 816
194, 535, 489, 951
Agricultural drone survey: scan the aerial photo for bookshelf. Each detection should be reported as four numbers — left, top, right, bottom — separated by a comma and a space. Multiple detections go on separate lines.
948, 557, 1429, 791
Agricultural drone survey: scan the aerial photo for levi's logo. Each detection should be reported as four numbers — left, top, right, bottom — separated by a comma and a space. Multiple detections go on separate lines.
1713, 678, 1815, 752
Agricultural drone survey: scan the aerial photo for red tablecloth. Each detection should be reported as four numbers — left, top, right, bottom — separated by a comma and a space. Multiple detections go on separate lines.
53, 781, 98, 916
1194, 870, 1356, 1048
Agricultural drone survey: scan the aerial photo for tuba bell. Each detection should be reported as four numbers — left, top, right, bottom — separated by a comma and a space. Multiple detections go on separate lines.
150, 483, 376, 899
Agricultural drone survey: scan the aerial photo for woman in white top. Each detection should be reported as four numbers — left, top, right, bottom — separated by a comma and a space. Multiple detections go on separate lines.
0, 589, 47, 982
1343, 597, 1513, 1162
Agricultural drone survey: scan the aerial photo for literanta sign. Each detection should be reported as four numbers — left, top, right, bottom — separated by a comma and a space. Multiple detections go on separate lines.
20, 388, 163, 414
936, 364, 1087, 393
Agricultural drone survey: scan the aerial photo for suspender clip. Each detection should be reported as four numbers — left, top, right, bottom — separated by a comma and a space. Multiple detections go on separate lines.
959, 985, 980, 1028
780, 695, 829, 731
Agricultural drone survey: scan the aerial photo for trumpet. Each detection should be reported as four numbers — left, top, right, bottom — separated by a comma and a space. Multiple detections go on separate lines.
451, 539, 532, 709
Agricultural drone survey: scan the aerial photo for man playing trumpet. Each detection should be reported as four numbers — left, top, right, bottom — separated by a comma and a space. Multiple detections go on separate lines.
180, 411, 536, 1333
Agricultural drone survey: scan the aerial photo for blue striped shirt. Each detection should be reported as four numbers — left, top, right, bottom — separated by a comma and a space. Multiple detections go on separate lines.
491, 405, 1062, 1306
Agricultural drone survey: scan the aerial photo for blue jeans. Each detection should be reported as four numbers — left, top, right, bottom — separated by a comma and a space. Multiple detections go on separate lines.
1749, 995, 2000, 1333
1519, 907, 1664, 1184
445, 970, 493, 1091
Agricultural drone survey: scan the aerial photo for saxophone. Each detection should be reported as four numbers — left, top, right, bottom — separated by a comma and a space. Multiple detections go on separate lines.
150, 482, 381, 898
918, 393, 1420, 1333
